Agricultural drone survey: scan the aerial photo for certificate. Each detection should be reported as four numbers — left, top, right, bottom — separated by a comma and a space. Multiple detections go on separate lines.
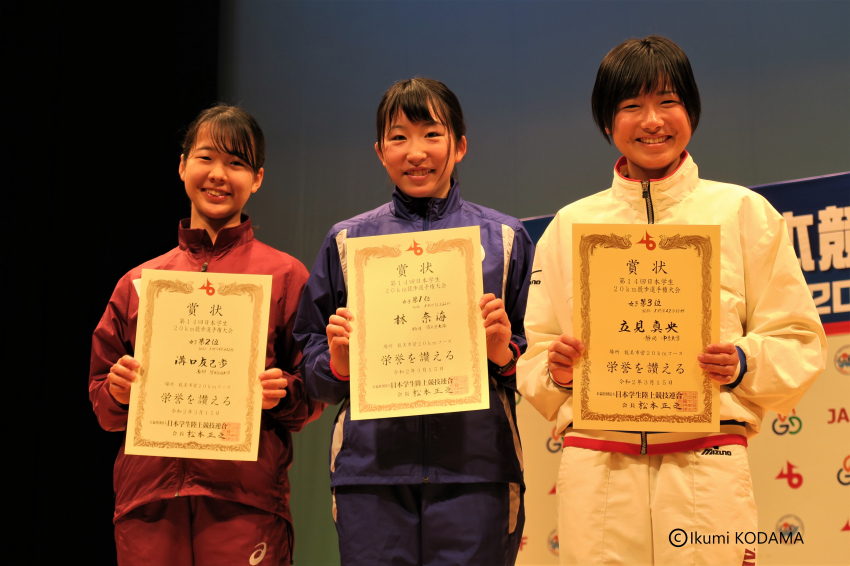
125, 269, 272, 461
572, 224, 720, 432
347, 226, 489, 420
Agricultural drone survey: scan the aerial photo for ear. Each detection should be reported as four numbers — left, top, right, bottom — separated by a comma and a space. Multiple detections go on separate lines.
251, 167, 264, 194
453, 135, 468, 164
178, 154, 187, 180
374, 142, 386, 167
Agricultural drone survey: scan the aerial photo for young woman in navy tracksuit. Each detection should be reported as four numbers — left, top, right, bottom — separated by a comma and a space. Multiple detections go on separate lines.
294, 78, 534, 565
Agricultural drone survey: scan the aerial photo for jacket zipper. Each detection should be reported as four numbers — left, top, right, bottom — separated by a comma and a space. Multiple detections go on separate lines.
640, 180, 653, 455
641, 181, 655, 225
174, 458, 185, 497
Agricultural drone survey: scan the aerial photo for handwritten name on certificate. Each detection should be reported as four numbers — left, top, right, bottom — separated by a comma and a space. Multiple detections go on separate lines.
572, 224, 720, 432
347, 226, 489, 420
125, 269, 272, 461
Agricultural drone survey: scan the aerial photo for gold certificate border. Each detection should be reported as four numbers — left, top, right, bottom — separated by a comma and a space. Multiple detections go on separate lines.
354, 237, 483, 414
133, 278, 263, 452
578, 232, 714, 424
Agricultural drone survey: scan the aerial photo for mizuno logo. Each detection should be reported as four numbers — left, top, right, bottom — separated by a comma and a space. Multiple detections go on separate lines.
701, 447, 732, 456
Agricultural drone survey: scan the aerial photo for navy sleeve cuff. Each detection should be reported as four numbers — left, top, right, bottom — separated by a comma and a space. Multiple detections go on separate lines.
728, 346, 747, 389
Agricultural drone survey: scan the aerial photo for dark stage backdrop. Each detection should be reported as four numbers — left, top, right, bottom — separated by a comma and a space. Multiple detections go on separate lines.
216, 2, 849, 564
47, 1, 848, 565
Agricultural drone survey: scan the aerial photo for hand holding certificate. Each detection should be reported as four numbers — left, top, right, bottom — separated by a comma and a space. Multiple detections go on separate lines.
346, 226, 490, 420
572, 224, 721, 432
125, 269, 272, 461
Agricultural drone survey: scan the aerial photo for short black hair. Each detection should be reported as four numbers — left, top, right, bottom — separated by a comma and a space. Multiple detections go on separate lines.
182, 104, 265, 173
591, 35, 701, 143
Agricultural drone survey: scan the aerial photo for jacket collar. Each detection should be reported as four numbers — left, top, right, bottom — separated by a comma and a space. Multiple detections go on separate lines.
611, 151, 700, 218
178, 215, 254, 257
390, 179, 463, 221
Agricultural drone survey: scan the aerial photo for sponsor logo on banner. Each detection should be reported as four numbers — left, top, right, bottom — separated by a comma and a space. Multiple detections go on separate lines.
775, 515, 805, 543
835, 346, 850, 375
838, 455, 850, 486
530, 269, 542, 285
519, 536, 528, 551
547, 529, 559, 556
828, 407, 848, 423
836, 345, 850, 375
772, 409, 802, 435
546, 426, 564, 453
776, 461, 804, 489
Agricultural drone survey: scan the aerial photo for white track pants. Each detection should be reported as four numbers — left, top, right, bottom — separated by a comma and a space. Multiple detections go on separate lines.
557, 445, 758, 566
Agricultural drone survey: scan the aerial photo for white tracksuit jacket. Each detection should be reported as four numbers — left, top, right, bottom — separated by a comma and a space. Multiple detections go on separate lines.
517, 152, 826, 454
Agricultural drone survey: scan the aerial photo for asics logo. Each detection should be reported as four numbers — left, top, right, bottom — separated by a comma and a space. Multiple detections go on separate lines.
249, 542, 267, 565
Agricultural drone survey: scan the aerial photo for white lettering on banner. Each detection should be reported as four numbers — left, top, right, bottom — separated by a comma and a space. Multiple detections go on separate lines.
783, 212, 815, 271
784, 205, 850, 273
818, 205, 850, 270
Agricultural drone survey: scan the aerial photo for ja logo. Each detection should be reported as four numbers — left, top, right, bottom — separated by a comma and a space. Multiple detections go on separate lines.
772, 409, 802, 435
407, 240, 423, 255
637, 231, 656, 250
776, 461, 803, 489
838, 455, 850, 486
199, 279, 215, 296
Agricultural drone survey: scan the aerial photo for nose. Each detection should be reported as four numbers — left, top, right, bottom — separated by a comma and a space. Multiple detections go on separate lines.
641, 107, 663, 131
209, 160, 227, 183
407, 139, 427, 164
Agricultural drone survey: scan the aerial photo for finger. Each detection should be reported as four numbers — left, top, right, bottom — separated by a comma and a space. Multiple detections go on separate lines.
107, 372, 134, 389
704, 342, 736, 355
700, 362, 736, 377
482, 308, 509, 328
261, 377, 289, 389
110, 363, 137, 382
707, 372, 736, 385
330, 336, 350, 349
558, 335, 586, 353
550, 341, 582, 361
328, 316, 353, 333
117, 355, 141, 370
698, 353, 737, 366
258, 368, 283, 381
262, 387, 288, 399
478, 293, 497, 309
335, 307, 355, 321
548, 351, 576, 367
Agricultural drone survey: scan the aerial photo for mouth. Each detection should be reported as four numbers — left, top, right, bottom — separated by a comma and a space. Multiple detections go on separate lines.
638, 136, 671, 145
404, 168, 434, 177
202, 188, 230, 197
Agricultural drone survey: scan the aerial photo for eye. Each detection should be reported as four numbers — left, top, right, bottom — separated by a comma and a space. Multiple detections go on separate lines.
425, 131, 443, 138
230, 160, 246, 167
390, 134, 406, 141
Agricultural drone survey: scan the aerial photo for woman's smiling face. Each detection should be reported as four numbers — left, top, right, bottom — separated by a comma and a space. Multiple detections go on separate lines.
611, 88, 692, 181
375, 109, 466, 200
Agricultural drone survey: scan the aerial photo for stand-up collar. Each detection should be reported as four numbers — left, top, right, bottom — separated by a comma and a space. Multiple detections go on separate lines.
611, 151, 700, 218
390, 179, 464, 221
177, 215, 255, 257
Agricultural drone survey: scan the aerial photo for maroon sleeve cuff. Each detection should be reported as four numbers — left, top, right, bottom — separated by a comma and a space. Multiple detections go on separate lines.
330, 358, 350, 381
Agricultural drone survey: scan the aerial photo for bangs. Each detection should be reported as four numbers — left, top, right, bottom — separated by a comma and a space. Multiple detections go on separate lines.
378, 82, 450, 140
620, 59, 684, 100
203, 114, 260, 172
